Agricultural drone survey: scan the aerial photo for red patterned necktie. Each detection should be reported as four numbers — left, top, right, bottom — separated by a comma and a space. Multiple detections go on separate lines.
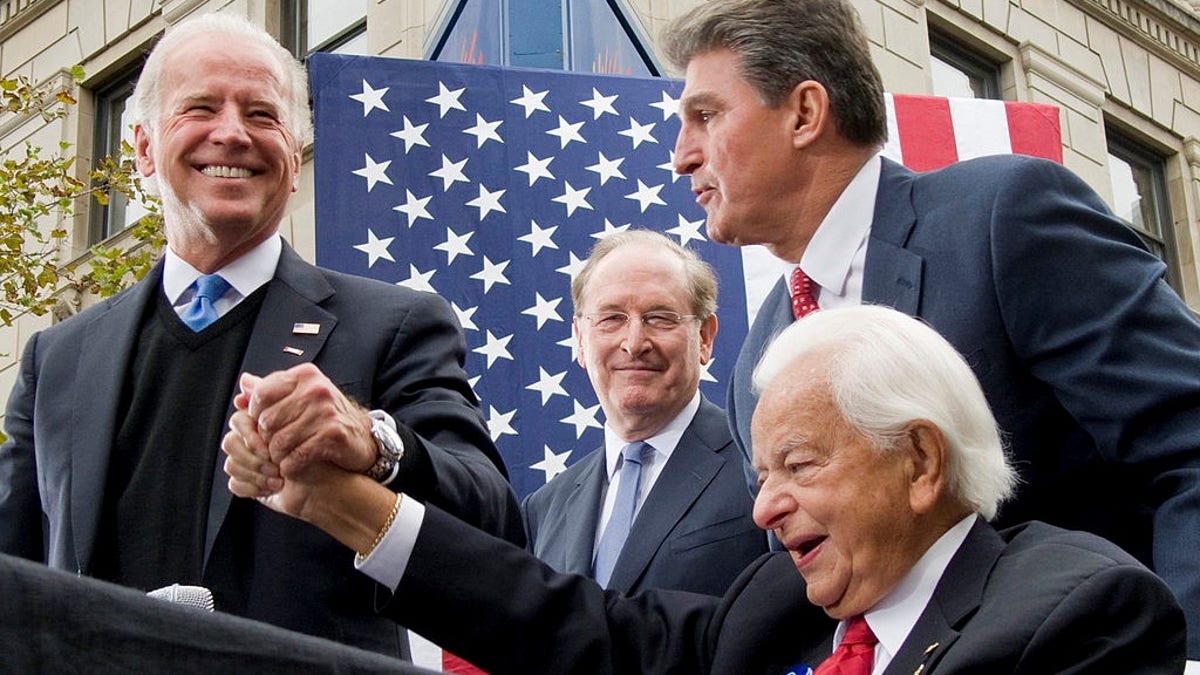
790, 266, 819, 319
814, 615, 877, 675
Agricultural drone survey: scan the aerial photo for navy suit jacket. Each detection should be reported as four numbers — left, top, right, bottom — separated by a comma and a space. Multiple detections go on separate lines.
387, 508, 1184, 674
0, 243, 524, 655
520, 396, 766, 596
728, 155, 1200, 653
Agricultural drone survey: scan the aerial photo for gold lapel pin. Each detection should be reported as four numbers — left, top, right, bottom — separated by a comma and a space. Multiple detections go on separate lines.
292, 322, 320, 335
283, 346, 305, 356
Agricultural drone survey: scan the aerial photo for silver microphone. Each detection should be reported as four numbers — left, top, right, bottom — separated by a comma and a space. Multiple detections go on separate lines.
146, 583, 215, 612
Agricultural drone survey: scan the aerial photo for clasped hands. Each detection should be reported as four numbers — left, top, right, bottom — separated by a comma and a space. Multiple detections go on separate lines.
223, 363, 377, 518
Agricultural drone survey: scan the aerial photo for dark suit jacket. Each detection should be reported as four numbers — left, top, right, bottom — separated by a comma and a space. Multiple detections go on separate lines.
520, 396, 766, 596
0, 243, 524, 655
728, 155, 1200, 653
387, 509, 1185, 674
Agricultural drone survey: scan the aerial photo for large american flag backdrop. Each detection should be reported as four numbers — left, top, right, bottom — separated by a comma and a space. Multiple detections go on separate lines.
308, 53, 1061, 672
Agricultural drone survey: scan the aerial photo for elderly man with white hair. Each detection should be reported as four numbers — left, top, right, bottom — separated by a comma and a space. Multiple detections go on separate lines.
224, 305, 1186, 674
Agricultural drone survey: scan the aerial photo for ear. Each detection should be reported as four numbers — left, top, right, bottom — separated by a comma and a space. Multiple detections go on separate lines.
572, 318, 587, 369
290, 148, 302, 192
134, 123, 156, 178
787, 80, 832, 150
698, 314, 718, 364
904, 420, 947, 515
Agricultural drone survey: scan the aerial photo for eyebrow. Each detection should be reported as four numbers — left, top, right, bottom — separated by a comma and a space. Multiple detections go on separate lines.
679, 91, 723, 112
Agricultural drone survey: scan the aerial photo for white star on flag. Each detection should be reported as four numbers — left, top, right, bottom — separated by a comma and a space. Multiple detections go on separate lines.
464, 113, 504, 148
389, 116, 430, 152
353, 229, 395, 268
556, 333, 579, 363
658, 151, 683, 182
351, 154, 393, 192
580, 88, 619, 119
561, 400, 603, 438
514, 152, 555, 185
594, 219, 632, 239
530, 446, 572, 483
474, 330, 514, 368
433, 228, 475, 264
471, 256, 511, 292
486, 406, 518, 441
649, 91, 680, 120
466, 184, 507, 220
518, 221, 559, 257
700, 358, 718, 383
625, 180, 666, 212
553, 181, 592, 216
397, 264, 436, 293
426, 81, 467, 117
526, 368, 570, 404
522, 292, 564, 329
555, 252, 587, 281
429, 154, 470, 191
451, 302, 479, 331
586, 151, 626, 185
393, 190, 434, 226
619, 117, 658, 148
349, 80, 389, 116
666, 214, 706, 246
547, 116, 586, 148
510, 85, 550, 118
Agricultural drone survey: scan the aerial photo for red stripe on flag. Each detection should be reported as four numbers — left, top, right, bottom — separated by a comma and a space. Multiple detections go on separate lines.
443, 651, 488, 674
1004, 101, 1063, 164
892, 94, 958, 171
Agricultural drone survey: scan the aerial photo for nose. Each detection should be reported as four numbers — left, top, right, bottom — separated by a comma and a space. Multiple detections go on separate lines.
620, 318, 652, 355
210, 108, 252, 146
673, 122, 700, 176
752, 479, 793, 532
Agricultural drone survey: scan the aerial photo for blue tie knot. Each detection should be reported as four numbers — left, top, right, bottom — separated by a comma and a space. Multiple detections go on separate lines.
622, 441, 651, 467
180, 274, 231, 332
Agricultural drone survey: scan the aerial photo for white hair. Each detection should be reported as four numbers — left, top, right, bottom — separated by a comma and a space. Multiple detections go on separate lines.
131, 12, 312, 150
752, 305, 1017, 520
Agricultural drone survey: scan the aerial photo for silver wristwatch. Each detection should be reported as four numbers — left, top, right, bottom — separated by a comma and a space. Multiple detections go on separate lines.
365, 410, 405, 485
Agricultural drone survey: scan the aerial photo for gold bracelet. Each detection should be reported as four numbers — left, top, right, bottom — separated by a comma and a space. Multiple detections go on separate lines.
356, 492, 402, 564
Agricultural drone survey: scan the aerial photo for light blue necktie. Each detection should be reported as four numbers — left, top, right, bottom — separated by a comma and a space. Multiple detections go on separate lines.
593, 441, 652, 588
179, 274, 231, 332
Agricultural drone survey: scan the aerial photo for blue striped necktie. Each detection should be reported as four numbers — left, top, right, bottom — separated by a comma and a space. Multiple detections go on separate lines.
593, 441, 652, 588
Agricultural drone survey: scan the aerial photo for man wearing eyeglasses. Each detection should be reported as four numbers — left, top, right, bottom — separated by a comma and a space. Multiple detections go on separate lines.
520, 230, 767, 596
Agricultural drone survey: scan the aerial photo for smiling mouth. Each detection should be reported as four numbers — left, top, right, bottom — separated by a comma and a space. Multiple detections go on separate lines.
200, 165, 255, 178
791, 534, 827, 567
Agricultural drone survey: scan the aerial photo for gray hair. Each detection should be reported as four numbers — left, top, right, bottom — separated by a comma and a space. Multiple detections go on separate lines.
752, 305, 1017, 520
131, 12, 312, 149
572, 230, 718, 320
662, 0, 886, 148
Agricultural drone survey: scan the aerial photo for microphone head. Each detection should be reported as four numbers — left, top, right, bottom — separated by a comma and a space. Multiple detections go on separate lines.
147, 584, 215, 612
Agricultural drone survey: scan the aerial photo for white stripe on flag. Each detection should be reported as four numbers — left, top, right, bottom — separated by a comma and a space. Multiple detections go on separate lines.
949, 97, 1013, 159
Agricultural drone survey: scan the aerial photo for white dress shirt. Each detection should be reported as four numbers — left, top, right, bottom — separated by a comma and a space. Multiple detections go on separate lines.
163, 234, 282, 319
789, 153, 881, 310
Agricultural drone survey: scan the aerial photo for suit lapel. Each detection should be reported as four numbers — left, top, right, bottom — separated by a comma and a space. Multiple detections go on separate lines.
69, 267, 162, 572
559, 452, 606, 576
884, 518, 1005, 675
607, 398, 729, 593
202, 245, 338, 566
863, 158, 923, 316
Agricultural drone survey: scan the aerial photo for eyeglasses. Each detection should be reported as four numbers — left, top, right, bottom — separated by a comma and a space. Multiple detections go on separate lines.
580, 311, 699, 334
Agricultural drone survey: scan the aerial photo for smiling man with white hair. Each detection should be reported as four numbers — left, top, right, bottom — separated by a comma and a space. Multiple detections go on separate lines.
225, 304, 1185, 673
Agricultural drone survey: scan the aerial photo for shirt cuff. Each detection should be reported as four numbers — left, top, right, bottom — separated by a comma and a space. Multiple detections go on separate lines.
354, 492, 425, 592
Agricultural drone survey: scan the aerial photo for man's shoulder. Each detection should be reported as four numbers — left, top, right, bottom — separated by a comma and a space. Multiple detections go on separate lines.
996, 520, 1146, 570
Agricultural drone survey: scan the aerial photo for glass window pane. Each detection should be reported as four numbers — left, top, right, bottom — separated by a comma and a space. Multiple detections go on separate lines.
1107, 152, 1150, 232
307, 0, 366, 51
567, 0, 651, 75
436, 0, 504, 66
931, 54, 983, 99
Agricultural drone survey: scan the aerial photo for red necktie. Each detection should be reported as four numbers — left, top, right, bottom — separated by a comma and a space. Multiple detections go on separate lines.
814, 615, 877, 675
790, 266, 819, 319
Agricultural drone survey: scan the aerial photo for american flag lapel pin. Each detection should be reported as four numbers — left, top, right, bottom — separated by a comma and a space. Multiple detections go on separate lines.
292, 322, 321, 335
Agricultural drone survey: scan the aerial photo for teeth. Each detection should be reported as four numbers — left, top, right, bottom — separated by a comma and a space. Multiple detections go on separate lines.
201, 166, 253, 178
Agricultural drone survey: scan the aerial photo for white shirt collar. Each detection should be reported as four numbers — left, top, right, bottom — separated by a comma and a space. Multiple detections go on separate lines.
829, 513, 977, 673
163, 234, 282, 306
797, 154, 881, 298
603, 392, 701, 478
